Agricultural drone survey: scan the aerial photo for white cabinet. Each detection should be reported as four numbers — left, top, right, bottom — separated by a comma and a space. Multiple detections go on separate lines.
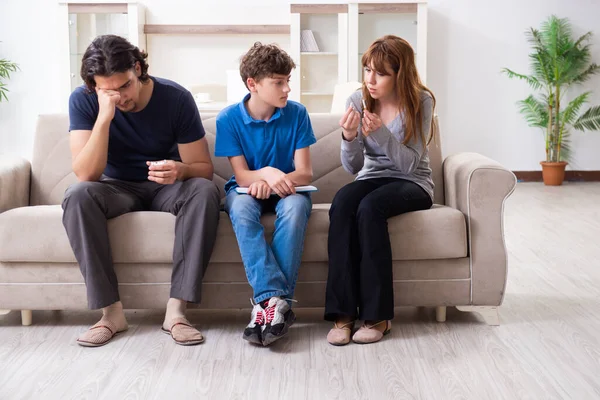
290, 4, 349, 112
290, 1, 428, 112
56, 1, 427, 114
58, 1, 146, 109
348, 1, 428, 84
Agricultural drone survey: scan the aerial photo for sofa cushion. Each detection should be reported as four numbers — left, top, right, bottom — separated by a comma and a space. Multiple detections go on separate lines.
0, 204, 466, 263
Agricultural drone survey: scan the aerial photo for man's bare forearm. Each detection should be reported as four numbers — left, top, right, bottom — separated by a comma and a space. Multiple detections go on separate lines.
72, 119, 111, 181
178, 161, 214, 181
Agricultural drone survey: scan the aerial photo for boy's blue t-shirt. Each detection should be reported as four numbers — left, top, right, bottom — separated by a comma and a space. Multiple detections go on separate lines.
214, 94, 317, 193
68, 76, 205, 182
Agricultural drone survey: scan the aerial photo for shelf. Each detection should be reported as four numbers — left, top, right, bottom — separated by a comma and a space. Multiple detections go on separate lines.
68, 4, 128, 14
144, 24, 290, 35
301, 52, 337, 56
358, 52, 416, 55
301, 92, 334, 96
291, 4, 348, 14
358, 4, 418, 14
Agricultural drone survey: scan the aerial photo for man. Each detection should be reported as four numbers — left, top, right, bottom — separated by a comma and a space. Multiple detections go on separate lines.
63, 34, 220, 347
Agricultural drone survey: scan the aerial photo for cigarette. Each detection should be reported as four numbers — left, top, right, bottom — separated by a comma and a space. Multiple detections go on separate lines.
362, 99, 367, 113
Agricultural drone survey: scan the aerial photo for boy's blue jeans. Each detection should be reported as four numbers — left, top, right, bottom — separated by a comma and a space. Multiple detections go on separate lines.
225, 190, 312, 303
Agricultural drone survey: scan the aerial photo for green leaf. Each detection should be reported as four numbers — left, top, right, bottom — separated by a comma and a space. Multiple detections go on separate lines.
560, 92, 590, 125
0, 57, 19, 102
501, 68, 543, 90
0, 59, 19, 77
573, 106, 600, 131
572, 63, 600, 84
517, 95, 548, 128
527, 28, 553, 84
573, 32, 593, 50
541, 15, 572, 59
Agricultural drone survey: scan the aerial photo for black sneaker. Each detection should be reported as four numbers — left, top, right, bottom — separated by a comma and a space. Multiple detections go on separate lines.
243, 300, 265, 345
262, 297, 296, 346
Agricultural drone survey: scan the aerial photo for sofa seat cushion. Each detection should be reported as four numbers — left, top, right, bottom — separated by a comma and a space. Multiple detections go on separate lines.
0, 205, 176, 263
0, 204, 467, 263
304, 204, 467, 261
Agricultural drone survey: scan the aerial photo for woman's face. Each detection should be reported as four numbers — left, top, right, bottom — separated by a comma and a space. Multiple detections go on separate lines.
363, 62, 396, 101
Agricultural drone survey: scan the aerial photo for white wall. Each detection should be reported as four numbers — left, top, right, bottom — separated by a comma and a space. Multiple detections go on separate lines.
1, 0, 599, 170
145, 0, 290, 100
0, 0, 65, 161
427, 0, 600, 170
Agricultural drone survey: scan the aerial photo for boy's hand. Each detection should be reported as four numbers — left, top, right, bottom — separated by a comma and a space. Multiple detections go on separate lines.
262, 167, 295, 197
340, 105, 360, 141
147, 160, 182, 184
248, 180, 271, 199
362, 110, 382, 137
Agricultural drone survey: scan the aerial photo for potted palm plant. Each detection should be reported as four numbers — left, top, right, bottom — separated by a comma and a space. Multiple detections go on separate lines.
0, 50, 19, 102
503, 15, 600, 185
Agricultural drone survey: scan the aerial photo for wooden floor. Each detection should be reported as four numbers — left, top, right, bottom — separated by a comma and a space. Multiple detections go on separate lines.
2, 182, 600, 400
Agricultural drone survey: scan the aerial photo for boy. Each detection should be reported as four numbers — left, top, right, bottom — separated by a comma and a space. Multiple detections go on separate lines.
215, 42, 316, 346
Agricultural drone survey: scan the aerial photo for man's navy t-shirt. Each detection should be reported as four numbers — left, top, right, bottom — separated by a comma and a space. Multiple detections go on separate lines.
68, 76, 205, 182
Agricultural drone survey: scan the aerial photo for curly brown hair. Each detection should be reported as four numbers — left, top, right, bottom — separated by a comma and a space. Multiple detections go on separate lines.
239, 42, 296, 89
80, 35, 150, 92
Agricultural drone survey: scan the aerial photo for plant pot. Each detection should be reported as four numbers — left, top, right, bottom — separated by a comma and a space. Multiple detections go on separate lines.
540, 161, 568, 186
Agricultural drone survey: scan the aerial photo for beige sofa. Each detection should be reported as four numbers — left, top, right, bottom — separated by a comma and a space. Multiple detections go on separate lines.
0, 113, 516, 326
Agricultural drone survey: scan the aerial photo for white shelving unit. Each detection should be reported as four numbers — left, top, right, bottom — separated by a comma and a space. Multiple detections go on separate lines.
56, 1, 427, 114
58, 1, 146, 109
348, 1, 427, 84
290, 4, 348, 112
291, 1, 428, 113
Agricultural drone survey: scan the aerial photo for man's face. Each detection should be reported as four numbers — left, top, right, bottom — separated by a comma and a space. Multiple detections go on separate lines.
94, 66, 141, 112
252, 74, 291, 108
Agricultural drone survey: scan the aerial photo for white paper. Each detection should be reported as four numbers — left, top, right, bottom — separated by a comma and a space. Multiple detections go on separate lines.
235, 185, 318, 194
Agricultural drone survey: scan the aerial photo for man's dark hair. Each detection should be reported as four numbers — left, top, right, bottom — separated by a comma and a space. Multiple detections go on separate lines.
239, 42, 295, 89
80, 34, 150, 91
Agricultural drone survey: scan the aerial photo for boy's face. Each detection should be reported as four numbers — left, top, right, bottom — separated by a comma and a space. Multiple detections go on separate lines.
249, 73, 291, 108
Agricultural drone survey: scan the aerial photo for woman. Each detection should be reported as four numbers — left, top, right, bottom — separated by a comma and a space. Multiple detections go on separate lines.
325, 35, 437, 345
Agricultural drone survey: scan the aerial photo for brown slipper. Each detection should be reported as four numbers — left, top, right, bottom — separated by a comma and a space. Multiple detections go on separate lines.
161, 317, 205, 346
327, 320, 355, 346
352, 320, 391, 344
77, 318, 125, 347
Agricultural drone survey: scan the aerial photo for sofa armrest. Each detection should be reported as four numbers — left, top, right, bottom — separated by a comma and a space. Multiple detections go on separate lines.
0, 156, 31, 212
443, 152, 516, 306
